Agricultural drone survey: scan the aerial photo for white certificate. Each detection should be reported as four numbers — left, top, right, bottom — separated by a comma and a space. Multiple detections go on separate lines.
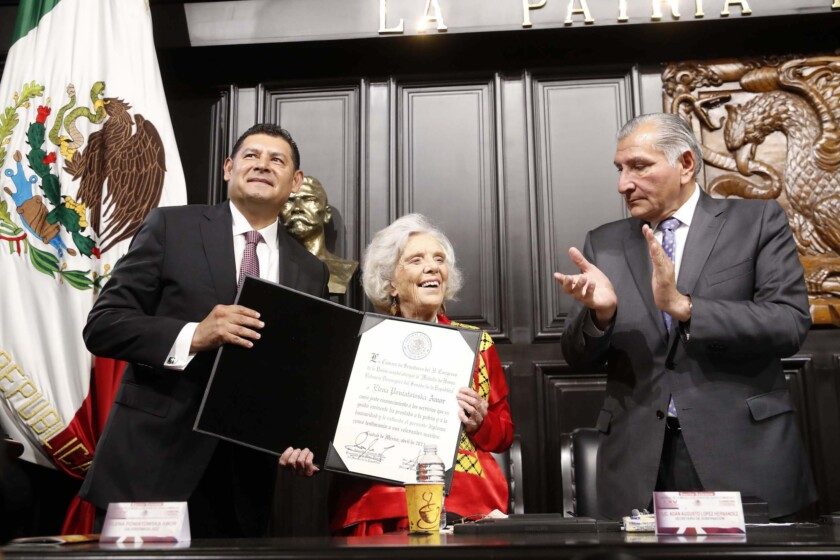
328, 317, 479, 484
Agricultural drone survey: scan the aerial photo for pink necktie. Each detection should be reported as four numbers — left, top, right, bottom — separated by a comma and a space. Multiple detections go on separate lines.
237, 230, 263, 289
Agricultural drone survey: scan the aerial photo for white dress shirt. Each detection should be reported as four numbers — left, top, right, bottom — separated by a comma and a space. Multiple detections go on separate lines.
649, 184, 700, 284
164, 201, 280, 370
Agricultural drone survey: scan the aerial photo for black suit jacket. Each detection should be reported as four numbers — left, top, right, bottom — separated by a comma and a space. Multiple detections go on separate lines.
79, 202, 328, 514
562, 191, 817, 520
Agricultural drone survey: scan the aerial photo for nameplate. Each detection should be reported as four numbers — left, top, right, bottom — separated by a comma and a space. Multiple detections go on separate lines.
654, 491, 745, 535
100, 502, 191, 543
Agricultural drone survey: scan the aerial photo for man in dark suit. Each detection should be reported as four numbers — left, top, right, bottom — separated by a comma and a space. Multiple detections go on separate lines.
557, 113, 816, 521
80, 123, 328, 537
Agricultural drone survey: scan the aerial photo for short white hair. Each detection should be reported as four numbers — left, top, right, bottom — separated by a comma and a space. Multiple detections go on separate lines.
618, 113, 703, 178
362, 213, 463, 312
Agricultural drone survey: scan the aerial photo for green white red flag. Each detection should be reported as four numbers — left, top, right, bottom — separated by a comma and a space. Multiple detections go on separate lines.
0, 0, 187, 530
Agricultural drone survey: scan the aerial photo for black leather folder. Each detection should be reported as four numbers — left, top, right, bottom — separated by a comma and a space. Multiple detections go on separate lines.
194, 276, 481, 485
194, 277, 363, 461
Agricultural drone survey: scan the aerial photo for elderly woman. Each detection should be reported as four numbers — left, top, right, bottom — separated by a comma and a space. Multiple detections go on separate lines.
330, 213, 514, 535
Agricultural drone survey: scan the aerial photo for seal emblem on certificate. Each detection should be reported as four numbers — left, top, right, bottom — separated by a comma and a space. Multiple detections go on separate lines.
403, 332, 432, 360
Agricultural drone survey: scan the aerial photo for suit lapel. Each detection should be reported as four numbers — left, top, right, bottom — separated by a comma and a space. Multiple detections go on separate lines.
276, 226, 301, 288
664, 191, 726, 359
677, 190, 727, 297
623, 218, 666, 334
200, 203, 237, 304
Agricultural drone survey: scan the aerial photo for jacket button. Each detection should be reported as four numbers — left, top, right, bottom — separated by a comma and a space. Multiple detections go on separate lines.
656, 410, 665, 420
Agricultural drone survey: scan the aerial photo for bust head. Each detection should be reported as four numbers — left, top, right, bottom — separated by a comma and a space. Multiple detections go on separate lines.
280, 175, 331, 244
281, 176, 359, 294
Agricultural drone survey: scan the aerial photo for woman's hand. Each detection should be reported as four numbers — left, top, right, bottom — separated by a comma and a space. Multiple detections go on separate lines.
457, 387, 488, 434
278, 447, 319, 476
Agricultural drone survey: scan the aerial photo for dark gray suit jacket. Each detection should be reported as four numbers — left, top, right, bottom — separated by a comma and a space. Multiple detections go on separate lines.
562, 190, 816, 520
79, 202, 329, 516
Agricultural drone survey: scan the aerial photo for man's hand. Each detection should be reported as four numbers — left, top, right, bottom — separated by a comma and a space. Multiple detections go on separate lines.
642, 225, 691, 322
457, 387, 488, 434
279, 447, 319, 477
554, 247, 618, 329
190, 304, 264, 353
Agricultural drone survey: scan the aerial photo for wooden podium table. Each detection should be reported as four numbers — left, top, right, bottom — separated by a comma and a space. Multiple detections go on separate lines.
5, 524, 840, 559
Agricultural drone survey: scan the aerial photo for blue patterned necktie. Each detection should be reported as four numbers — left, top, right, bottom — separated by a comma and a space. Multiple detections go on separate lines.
659, 216, 681, 418
659, 217, 681, 331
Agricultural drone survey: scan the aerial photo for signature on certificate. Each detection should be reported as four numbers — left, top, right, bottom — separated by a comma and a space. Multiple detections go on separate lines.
399, 448, 423, 470
345, 431, 395, 463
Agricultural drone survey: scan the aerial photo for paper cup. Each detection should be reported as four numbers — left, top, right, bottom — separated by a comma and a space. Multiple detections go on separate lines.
404, 482, 444, 534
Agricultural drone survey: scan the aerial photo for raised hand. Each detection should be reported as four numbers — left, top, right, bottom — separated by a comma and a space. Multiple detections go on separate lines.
554, 247, 618, 329
190, 304, 264, 353
642, 224, 691, 322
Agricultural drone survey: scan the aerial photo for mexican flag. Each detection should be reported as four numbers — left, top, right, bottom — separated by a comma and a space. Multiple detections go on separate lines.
0, 0, 186, 530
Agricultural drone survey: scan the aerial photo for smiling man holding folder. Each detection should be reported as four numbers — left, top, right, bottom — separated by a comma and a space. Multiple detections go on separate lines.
80, 124, 328, 537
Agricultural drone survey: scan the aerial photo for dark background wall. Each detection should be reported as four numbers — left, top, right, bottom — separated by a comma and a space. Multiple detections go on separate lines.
1, 0, 838, 536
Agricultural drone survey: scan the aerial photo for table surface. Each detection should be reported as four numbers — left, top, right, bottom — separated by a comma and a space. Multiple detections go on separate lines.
5, 524, 840, 559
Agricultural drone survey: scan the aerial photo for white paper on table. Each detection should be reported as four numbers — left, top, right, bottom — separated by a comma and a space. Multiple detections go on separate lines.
100, 502, 191, 543
654, 491, 746, 535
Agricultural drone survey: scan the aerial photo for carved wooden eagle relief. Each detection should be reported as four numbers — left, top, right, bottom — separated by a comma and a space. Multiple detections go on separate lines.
663, 55, 840, 325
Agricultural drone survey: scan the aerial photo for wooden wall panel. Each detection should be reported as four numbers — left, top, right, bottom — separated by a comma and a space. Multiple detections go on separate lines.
264, 87, 360, 261
827, 352, 840, 512
532, 76, 632, 338
781, 338, 840, 514
398, 82, 502, 333
207, 86, 235, 205
361, 81, 394, 266
539, 365, 606, 512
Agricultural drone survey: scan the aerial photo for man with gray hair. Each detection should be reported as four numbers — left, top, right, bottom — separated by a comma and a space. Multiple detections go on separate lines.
556, 113, 816, 520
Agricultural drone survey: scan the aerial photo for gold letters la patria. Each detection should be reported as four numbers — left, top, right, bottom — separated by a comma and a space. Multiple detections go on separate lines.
376, 0, 807, 33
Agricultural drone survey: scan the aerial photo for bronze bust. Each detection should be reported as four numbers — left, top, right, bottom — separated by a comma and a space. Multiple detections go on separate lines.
281, 176, 358, 294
